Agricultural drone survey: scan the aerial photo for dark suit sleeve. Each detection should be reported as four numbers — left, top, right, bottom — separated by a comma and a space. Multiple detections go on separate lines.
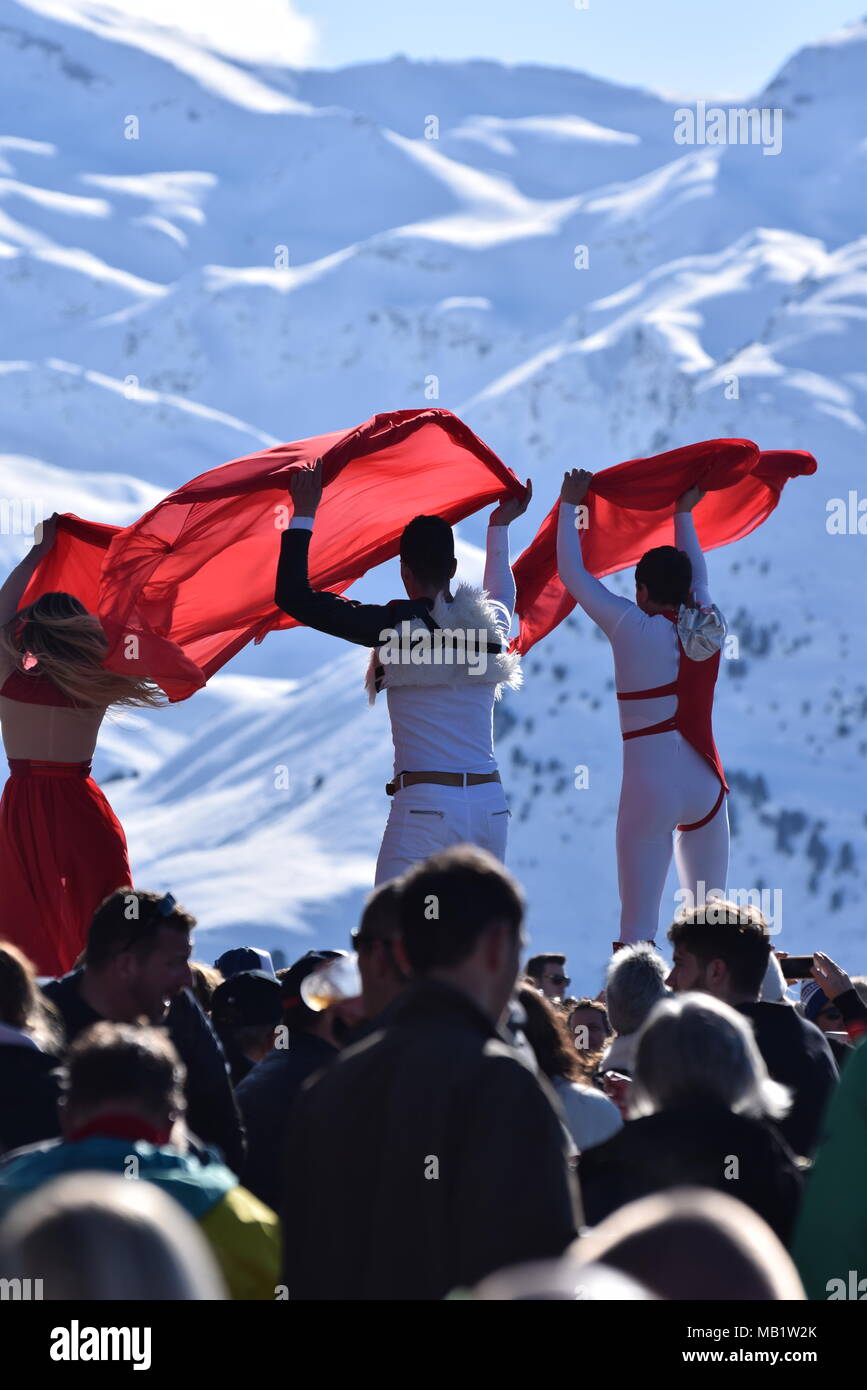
235, 1069, 281, 1212
167, 990, 246, 1176
452, 1056, 580, 1290
275, 527, 428, 649
782, 1023, 839, 1159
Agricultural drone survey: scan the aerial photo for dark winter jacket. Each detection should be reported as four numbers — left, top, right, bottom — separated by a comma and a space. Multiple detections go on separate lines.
0, 1036, 62, 1155
42, 971, 245, 1174
235, 1032, 337, 1212
578, 1099, 803, 1243
737, 1001, 838, 1157
281, 979, 580, 1300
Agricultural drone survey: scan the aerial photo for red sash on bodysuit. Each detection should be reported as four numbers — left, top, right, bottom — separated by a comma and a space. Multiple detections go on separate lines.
617, 611, 727, 832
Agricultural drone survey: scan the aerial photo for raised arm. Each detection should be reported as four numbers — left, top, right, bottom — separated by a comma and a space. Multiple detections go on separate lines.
0, 515, 57, 627
484, 478, 532, 621
674, 485, 711, 607
557, 470, 633, 639
275, 461, 432, 648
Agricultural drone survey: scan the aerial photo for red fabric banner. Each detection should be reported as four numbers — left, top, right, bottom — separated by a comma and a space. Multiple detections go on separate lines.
512, 441, 818, 654
21, 412, 816, 698
22, 409, 526, 700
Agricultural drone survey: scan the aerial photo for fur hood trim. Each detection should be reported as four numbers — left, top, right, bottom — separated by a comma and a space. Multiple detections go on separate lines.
364, 583, 523, 704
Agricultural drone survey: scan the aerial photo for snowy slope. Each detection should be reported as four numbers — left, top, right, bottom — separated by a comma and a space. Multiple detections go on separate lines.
1, 3, 865, 989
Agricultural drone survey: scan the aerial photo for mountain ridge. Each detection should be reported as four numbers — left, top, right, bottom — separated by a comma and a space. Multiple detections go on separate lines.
1, 3, 864, 987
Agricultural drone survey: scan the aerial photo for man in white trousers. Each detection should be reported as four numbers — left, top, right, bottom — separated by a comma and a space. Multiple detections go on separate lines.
275, 460, 531, 884
557, 468, 729, 946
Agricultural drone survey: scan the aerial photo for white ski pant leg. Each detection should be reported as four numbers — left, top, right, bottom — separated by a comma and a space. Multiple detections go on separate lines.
616, 732, 727, 942
375, 780, 510, 885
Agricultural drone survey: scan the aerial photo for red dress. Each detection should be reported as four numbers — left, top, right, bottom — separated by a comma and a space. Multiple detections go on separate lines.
0, 670, 132, 976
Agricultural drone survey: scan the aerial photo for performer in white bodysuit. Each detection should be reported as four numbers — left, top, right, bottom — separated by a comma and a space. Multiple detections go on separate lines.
557, 469, 729, 943
275, 461, 531, 884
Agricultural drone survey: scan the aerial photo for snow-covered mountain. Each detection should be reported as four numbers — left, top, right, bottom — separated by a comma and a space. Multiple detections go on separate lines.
1, 2, 865, 989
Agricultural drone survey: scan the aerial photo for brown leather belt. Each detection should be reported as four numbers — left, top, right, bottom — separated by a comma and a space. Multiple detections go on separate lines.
386, 770, 501, 797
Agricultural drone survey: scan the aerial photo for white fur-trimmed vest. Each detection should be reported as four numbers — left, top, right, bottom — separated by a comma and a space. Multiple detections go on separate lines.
364, 583, 523, 705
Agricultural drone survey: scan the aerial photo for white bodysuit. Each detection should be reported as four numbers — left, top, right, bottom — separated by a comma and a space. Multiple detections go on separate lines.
557, 506, 730, 942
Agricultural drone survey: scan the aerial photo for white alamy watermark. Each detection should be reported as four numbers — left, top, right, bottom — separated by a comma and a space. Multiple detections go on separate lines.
378, 622, 492, 677
50, 1322, 151, 1370
826, 1271, 867, 1300
1, 1277, 43, 1300
674, 102, 783, 156
673, 883, 783, 934
0, 498, 47, 537
826, 492, 867, 534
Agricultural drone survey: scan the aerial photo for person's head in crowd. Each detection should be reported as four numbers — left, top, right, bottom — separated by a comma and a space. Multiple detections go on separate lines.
0, 1172, 226, 1300
80, 890, 195, 1025
517, 985, 583, 1083
634, 546, 692, 615
399, 515, 457, 600
188, 962, 222, 1015
471, 1257, 653, 1301
577, 1188, 805, 1301
630, 994, 790, 1123
211, 971, 282, 1083
279, 949, 350, 1046
606, 944, 669, 1038
799, 980, 843, 1033
0, 942, 62, 1053
566, 998, 610, 1054
351, 880, 410, 1020
666, 900, 771, 1005
399, 846, 525, 1022
60, 1022, 186, 1147
525, 952, 570, 1001
214, 947, 277, 981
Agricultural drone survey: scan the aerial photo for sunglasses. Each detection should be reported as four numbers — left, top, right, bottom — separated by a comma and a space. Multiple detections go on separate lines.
547, 973, 570, 987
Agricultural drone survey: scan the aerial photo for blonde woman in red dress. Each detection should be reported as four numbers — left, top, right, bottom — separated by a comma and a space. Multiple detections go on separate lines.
0, 517, 162, 976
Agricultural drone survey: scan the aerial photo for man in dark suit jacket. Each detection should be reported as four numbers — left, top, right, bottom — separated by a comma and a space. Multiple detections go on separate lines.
281, 847, 580, 1300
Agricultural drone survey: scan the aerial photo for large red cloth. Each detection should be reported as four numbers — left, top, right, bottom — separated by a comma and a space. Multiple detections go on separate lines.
22, 415, 816, 696
23, 409, 526, 701
512, 441, 818, 653
0, 761, 132, 976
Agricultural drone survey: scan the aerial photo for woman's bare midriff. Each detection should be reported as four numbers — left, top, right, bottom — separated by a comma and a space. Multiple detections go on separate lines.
0, 695, 106, 763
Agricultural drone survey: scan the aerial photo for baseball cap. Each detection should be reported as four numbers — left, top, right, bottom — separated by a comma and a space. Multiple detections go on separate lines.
800, 979, 829, 1024
215, 946, 277, 980
211, 971, 282, 1029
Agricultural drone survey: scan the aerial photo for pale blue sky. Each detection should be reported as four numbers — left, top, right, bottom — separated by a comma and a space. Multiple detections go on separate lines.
301, 0, 859, 96
56, 2, 861, 97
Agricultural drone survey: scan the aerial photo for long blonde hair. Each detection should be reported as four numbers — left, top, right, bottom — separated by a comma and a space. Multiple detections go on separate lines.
0, 592, 164, 709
